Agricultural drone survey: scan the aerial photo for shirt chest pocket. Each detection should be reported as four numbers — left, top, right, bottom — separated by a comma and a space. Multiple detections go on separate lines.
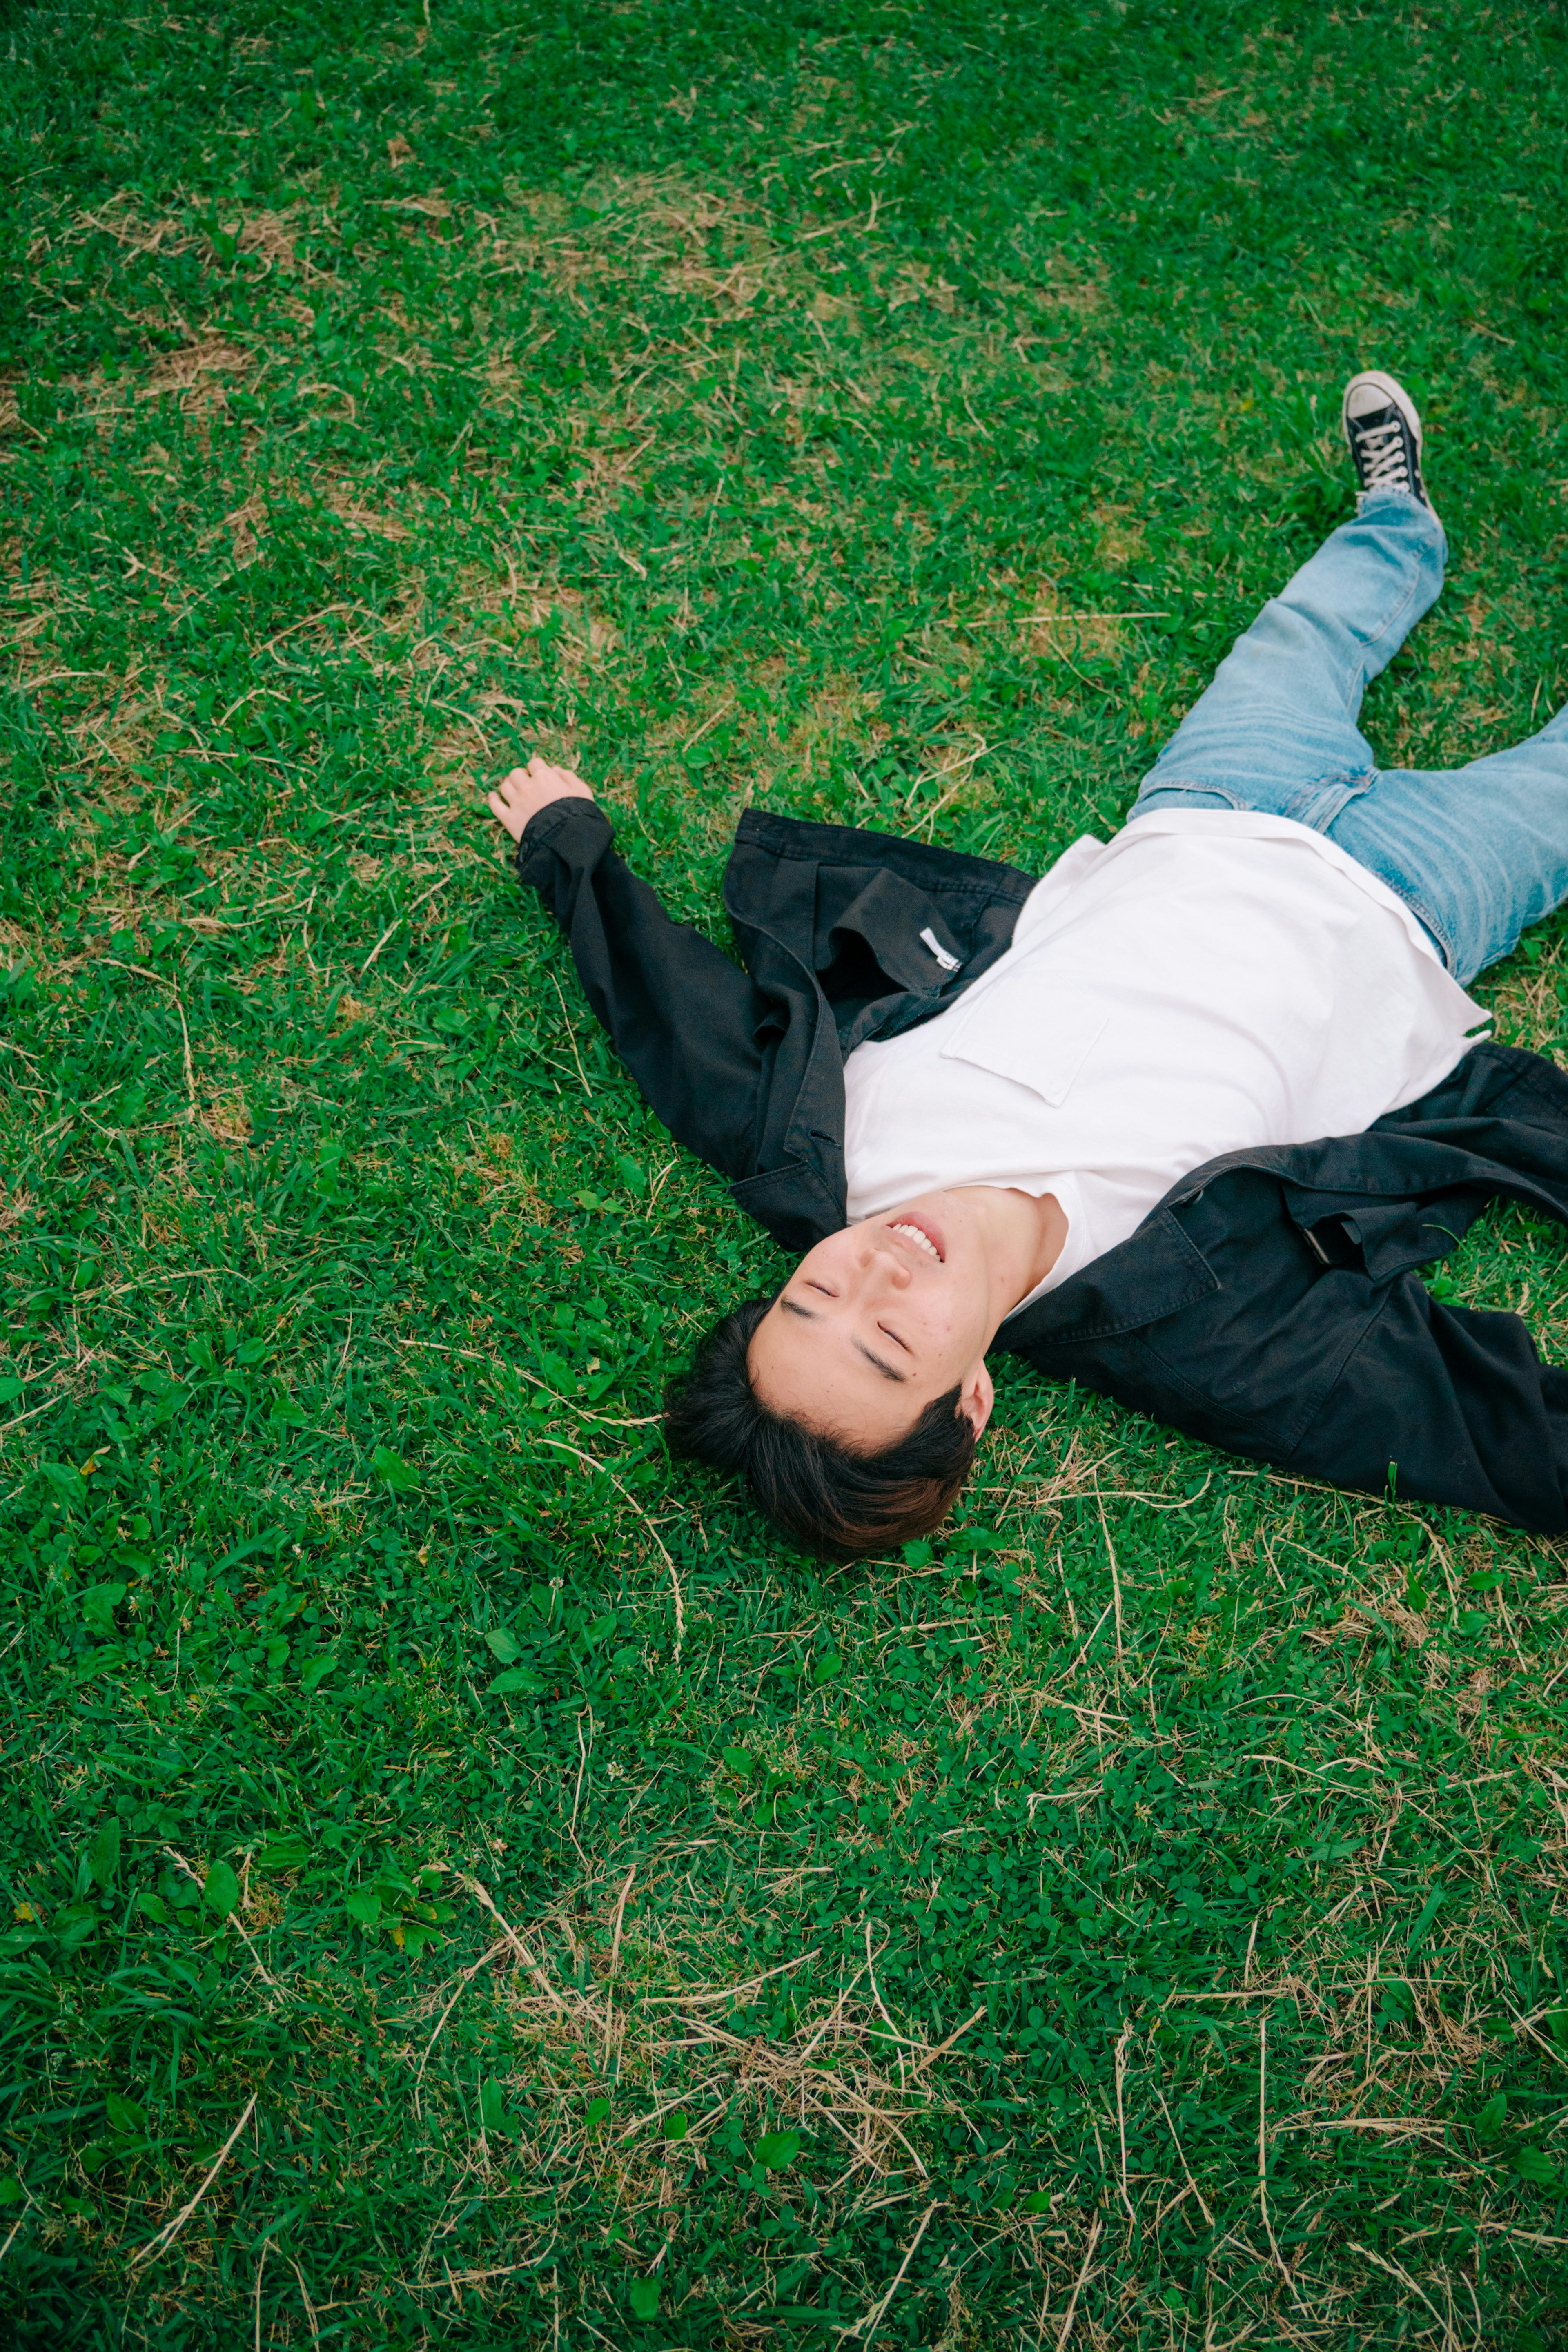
937, 990, 1111, 1105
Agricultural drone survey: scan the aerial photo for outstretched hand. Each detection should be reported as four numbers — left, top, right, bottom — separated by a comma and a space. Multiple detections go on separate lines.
487, 756, 596, 844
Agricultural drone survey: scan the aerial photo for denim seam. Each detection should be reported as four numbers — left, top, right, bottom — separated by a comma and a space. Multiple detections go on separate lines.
1135, 769, 1374, 827
1132, 779, 1252, 810
1346, 860, 1461, 975
1334, 557, 1430, 710
1283, 767, 1377, 831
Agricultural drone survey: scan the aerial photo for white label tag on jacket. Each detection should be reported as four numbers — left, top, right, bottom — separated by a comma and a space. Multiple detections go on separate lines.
938, 992, 1109, 1105
919, 926, 961, 974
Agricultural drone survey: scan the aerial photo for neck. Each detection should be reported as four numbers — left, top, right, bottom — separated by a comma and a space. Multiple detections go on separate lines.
971, 1184, 1068, 1326
1014, 1187, 1068, 1304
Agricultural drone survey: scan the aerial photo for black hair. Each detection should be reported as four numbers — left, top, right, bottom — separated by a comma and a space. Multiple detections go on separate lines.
663, 1295, 979, 1561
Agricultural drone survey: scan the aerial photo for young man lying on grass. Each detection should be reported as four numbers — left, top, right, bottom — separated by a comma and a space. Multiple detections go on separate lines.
490, 372, 1568, 1559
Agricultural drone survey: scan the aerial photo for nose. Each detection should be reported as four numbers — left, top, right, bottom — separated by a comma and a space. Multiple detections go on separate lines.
853, 1239, 912, 1289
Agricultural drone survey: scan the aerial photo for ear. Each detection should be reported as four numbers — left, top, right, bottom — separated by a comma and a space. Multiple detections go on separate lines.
957, 1358, 994, 1438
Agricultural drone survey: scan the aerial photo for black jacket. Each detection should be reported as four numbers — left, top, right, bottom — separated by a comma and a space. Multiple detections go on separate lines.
518, 799, 1568, 1533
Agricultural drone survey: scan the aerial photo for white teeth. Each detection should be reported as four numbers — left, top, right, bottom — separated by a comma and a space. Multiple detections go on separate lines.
888, 1221, 940, 1261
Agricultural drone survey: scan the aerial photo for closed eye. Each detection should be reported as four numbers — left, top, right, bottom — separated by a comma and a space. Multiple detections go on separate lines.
877, 1323, 912, 1355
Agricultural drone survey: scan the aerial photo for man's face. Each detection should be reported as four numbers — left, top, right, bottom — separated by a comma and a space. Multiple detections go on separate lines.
747, 1193, 997, 1449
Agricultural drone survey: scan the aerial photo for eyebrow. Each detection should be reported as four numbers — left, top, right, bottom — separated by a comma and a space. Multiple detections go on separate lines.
778, 1295, 906, 1384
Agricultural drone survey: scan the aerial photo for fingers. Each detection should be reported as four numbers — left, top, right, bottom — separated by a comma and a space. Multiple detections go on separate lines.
485, 756, 596, 843
487, 773, 530, 842
499, 757, 585, 799
527, 755, 587, 794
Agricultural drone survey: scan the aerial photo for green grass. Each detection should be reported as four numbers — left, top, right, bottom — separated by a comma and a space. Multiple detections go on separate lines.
2, 0, 1568, 2343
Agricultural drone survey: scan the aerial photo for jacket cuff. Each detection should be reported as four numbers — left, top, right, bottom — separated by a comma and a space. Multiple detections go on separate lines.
514, 796, 613, 885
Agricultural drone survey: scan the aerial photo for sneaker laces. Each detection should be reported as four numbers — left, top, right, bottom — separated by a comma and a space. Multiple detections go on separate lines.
1353, 414, 1413, 492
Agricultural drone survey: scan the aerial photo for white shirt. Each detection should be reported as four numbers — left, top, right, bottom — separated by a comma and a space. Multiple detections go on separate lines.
842, 809, 1487, 1317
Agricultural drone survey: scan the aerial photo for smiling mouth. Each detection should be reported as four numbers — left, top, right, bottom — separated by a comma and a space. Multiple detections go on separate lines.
886, 1218, 943, 1264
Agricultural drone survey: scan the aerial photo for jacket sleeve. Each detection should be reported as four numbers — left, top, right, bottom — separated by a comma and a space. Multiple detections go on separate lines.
515, 798, 766, 1182
1287, 1280, 1568, 1532
1011, 1161, 1568, 1537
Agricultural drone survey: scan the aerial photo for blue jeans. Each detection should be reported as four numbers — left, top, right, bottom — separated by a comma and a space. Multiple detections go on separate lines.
1131, 490, 1568, 984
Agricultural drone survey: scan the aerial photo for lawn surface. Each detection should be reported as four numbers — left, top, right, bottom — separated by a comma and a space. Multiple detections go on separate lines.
4, 0, 1568, 2344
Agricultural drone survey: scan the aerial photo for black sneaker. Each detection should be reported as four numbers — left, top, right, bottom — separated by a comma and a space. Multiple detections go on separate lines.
1341, 370, 1436, 517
